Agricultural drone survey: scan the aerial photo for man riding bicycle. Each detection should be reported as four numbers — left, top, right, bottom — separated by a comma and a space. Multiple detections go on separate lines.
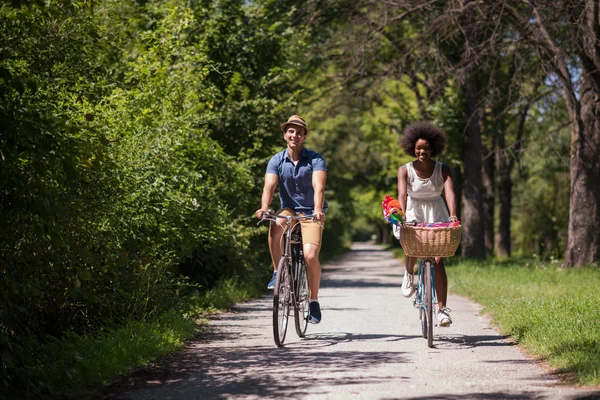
255, 115, 327, 324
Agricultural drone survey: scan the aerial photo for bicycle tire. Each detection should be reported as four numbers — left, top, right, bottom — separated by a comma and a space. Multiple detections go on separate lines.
273, 257, 291, 347
424, 259, 434, 348
418, 263, 427, 339
294, 246, 309, 337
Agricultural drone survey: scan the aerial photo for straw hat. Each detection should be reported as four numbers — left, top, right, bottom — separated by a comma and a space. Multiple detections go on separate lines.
280, 115, 308, 133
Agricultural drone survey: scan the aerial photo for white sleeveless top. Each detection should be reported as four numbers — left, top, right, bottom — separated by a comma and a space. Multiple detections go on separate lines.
404, 161, 450, 223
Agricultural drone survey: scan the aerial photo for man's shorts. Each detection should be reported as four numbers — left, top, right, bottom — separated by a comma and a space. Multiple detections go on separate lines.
276, 208, 324, 248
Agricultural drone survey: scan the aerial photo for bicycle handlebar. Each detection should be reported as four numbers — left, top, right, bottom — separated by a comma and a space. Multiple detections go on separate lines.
257, 210, 317, 225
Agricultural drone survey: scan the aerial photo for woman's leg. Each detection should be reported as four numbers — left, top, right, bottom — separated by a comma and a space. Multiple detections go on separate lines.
434, 257, 448, 309
402, 255, 417, 297
405, 255, 416, 274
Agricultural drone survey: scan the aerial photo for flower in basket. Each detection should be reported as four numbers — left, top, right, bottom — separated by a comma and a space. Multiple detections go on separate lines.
418, 221, 461, 228
381, 195, 406, 226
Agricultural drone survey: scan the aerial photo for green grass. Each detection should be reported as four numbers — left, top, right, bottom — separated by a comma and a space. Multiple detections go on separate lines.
10, 278, 263, 400
447, 259, 600, 387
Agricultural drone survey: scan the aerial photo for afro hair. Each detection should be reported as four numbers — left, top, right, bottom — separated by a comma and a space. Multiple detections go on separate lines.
399, 121, 448, 157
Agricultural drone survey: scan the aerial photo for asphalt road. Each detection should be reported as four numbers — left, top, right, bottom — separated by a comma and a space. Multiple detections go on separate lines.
103, 242, 600, 400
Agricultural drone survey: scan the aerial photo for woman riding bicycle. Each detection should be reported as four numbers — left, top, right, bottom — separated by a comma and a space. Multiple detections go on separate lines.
396, 121, 458, 326
255, 115, 327, 324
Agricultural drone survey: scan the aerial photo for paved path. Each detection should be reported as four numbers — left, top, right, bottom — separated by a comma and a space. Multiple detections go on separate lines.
103, 242, 600, 400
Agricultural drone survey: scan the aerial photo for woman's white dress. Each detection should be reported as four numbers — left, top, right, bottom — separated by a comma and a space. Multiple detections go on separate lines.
404, 161, 449, 223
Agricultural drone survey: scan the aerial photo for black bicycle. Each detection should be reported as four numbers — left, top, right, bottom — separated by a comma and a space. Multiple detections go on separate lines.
259, 211, 314, 347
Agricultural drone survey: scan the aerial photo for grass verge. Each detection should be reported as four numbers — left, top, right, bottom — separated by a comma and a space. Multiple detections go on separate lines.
9, 278, 263, 400
448, 259, 600, 387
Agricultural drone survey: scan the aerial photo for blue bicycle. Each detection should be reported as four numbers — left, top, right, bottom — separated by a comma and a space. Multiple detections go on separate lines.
400, 224, 462, 348
413, 257, 437, 348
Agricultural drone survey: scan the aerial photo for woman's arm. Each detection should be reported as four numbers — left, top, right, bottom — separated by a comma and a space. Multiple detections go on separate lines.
441, 164, 458, 221
397, 165, 408, 213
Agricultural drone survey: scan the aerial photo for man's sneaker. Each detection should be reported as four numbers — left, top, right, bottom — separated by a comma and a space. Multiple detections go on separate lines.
438, 307, 452, 326
401, 272, 415, 297
267, 271, 277, 290
309, 301, 321, 324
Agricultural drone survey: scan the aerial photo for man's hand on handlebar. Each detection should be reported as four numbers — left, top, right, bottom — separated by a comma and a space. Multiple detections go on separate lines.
314, 211, 326, 222
254, 209, 263, 219
255, 209, 270, 219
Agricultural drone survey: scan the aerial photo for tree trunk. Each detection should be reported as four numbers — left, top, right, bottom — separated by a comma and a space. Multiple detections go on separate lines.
377, 223, 391, 245
495, 127, 512, 257
482, 146, 495, 256
564, 71, 600, 266
496, 169, 512, 257
460, 79, 486, 259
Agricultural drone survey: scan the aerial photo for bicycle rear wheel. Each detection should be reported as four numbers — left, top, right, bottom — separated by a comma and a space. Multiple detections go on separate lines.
293, 246, 309, 337
424, 259, 434, 348
273, 257, 291, 347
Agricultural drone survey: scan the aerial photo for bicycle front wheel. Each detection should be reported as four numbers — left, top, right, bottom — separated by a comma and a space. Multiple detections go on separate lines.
294, 250, 309, 337
424, 259, 434, 348
418, 264, 427, 339
273, 257, 291, 347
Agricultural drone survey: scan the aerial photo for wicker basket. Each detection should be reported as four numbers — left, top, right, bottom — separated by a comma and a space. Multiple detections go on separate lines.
399, 225, 462, 258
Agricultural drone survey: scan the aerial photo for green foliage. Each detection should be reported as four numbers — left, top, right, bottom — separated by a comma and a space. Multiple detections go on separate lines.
449, 259, 600, 386
6, 272, 261, 400
0, 0, 583, 396
300, 73, 422, 243
0, 0, 312, 396
512, 99, 571, 258
14, 311, 199, 400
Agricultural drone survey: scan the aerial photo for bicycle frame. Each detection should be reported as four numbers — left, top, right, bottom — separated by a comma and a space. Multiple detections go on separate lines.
264, 213, 313, 276
413, 257, 438, 348
259, 211, 315, 346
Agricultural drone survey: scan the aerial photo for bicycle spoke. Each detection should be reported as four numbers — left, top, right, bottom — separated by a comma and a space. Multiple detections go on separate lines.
425, 259, 434, 348
273, 258, 290, 347
294, 253, 309, 337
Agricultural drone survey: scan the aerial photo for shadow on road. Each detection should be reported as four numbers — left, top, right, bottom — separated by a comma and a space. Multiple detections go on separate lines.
101, 343, 410, 399
385, 392, 600, 400
385, 392, 546, 399
434, 334, 516, 350
302, 331, 421, 348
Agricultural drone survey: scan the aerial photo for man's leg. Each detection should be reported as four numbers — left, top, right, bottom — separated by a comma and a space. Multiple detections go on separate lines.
266, 209, 293, 289
303, 243, 321, 300
268, 221, 284, 270
300, 218, 324, 323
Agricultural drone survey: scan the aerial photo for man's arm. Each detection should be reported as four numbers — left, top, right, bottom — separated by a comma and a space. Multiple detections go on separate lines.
255, 173, 278, 218
312, 170, 327, 222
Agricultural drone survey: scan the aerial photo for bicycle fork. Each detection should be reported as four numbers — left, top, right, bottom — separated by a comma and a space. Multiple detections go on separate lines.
413, 260, 439, 326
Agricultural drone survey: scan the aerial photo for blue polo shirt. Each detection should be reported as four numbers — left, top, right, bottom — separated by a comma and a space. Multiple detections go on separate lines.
266, 148, 328, 213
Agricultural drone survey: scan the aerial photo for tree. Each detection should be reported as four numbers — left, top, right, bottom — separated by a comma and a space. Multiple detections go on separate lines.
499, 1, 600, 266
